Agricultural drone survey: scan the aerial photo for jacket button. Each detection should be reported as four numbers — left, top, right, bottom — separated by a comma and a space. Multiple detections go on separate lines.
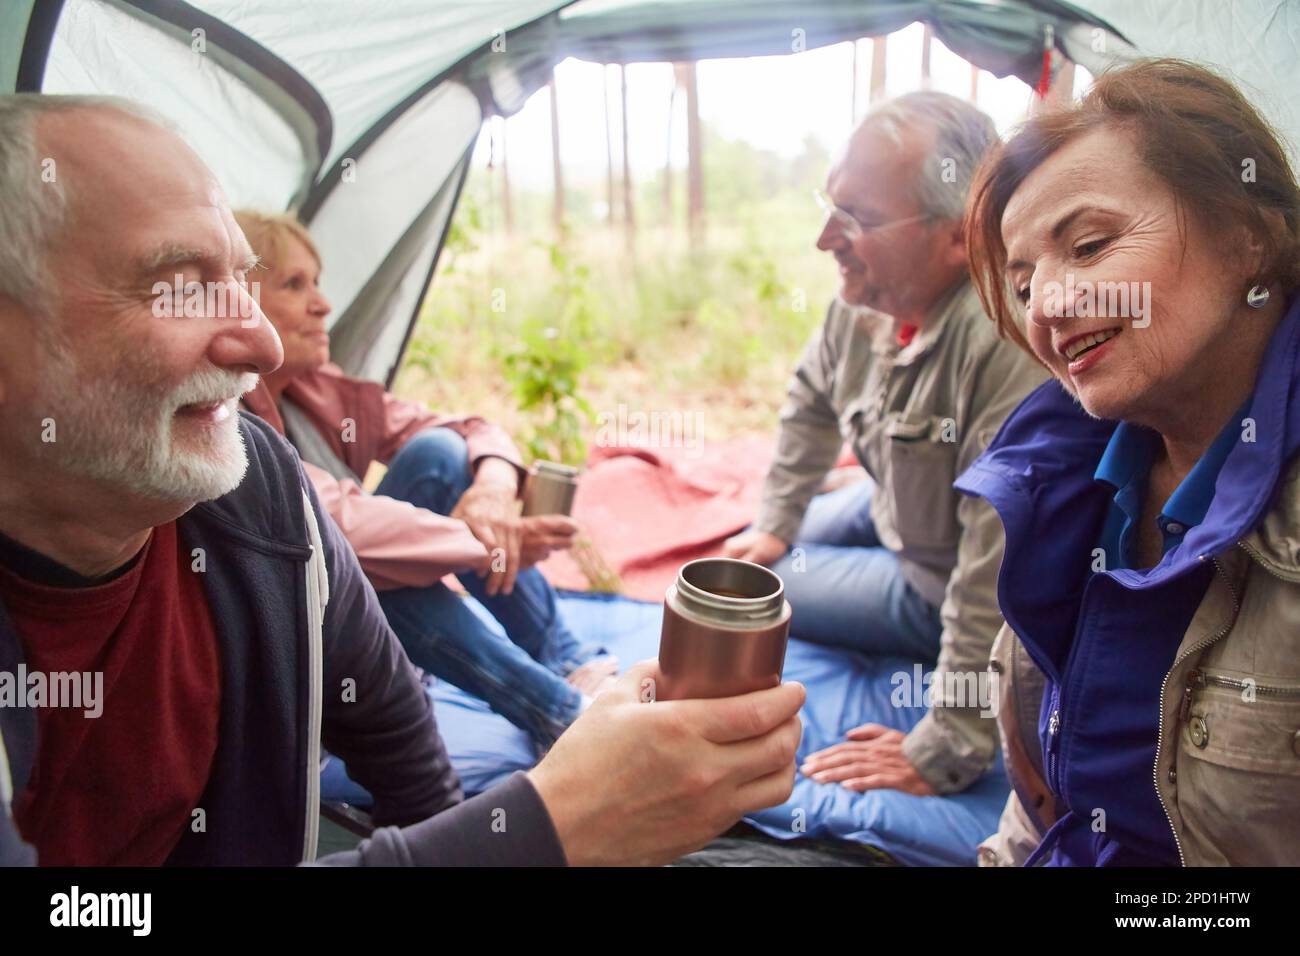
1293, 730, 1300, 759
1189, 716, 1209, 749
1168, 766, 1177, 784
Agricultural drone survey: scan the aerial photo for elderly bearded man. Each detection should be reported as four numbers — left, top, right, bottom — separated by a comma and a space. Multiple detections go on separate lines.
0, 94, 804, 867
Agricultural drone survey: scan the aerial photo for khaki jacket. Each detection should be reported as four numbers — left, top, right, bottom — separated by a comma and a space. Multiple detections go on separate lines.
756, 282, 1047, 791
981, 456, 1300, 865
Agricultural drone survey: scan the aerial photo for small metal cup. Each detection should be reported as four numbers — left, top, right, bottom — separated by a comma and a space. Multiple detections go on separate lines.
656, 557, 791, 700
522, 461, 579, 516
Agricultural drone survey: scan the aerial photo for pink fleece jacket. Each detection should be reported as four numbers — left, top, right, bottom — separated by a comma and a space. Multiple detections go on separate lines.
243, 364, 526, 591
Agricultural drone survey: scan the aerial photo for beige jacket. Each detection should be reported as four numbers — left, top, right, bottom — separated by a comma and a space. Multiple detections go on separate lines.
756, 282, 1047, 792
980, 455, 1300, 865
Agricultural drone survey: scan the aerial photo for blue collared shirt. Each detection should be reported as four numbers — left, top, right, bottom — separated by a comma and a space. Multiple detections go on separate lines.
1094, 404, 1249, 570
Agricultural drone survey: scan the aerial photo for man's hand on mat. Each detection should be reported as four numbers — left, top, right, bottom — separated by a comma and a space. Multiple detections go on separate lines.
799, 724, 936, 796
565, 656, 619, 697
452, 475, 524, 596
527, 660, 806, 866
721, 530, 788, 566
520, 515, 579, 566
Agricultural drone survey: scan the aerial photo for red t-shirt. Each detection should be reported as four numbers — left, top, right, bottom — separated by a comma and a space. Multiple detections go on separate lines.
897, 322, 919, 348
0, 521, 221, 866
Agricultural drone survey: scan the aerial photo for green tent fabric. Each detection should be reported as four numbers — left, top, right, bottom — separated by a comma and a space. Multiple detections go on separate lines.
2, 0, 1295, 384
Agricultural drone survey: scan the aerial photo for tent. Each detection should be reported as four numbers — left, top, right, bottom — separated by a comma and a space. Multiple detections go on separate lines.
3, 0, 1296, 387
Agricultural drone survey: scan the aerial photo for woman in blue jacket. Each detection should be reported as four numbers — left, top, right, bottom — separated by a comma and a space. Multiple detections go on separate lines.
960, 58, 1300, 865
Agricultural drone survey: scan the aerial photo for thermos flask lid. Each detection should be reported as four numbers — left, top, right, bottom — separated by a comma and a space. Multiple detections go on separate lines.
670, 557, 787, 628
657, 557, 792, 700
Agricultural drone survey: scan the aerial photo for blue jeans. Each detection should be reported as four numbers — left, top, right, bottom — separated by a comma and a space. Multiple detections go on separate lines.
767, 481, 943, 662
374, 428, 605, 748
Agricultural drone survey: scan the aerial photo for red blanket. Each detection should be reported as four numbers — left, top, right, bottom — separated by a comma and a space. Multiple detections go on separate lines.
537, 437, 775, 602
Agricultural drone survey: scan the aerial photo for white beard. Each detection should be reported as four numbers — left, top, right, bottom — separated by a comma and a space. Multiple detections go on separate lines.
31, 338, 259, 504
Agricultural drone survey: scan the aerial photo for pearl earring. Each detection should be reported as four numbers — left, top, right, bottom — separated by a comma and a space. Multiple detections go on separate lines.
1246, 284, 1270, 309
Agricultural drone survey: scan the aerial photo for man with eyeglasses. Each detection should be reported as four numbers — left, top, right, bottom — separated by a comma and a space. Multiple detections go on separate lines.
724, 92, 1046, 797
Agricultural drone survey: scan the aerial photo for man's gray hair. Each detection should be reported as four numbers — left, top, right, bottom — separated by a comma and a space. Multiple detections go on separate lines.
864, 91, 999, 221
0, 94, 173, 312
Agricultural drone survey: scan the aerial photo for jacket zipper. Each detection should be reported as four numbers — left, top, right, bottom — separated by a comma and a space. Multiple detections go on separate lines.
1047, 574, 1101, 800
1181, 670, 1300, 713
1153, 555, 1240, 867
1047, 690, 1062, 793
299, 492, 326, 863
1237, 538, 1300, 583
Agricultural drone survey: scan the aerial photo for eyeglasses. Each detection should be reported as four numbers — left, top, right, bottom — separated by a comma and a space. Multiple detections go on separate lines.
814, 189, 933, 240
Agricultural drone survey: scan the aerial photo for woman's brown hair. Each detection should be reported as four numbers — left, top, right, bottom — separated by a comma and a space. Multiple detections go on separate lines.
966, 58, 1300, 352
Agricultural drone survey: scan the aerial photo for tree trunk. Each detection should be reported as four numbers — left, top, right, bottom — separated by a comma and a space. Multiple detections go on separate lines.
549, 71, 564, 233
921, 24, 933, 89
663, 68, 676, 228
683, 60, 703, 250
1047, 60, 1076, 109
621, 64, 635, 256
603, 65, 615, 227
1031, 55, 1076, 115
869, 36, 887, 105
851, 39, 859, 125
500, 117, 514, 234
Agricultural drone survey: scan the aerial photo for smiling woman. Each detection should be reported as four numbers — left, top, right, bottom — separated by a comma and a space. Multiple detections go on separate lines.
234, 210, 332, 383
958, 58, 1300, 867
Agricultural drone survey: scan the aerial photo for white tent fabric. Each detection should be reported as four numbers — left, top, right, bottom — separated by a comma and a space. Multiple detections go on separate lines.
308, 80, 482, 381
186, 0, 565, 174
7, 0, 1299, 384
45, 0, 308, 210
1075, 0, 1300, 161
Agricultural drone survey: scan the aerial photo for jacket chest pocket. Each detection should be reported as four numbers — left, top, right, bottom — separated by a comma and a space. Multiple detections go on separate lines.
1175, 672, 1300, 864
880, 413, 960, 553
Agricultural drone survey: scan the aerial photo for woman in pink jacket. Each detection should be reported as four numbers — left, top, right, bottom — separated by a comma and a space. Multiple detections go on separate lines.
236, 211, 616, 750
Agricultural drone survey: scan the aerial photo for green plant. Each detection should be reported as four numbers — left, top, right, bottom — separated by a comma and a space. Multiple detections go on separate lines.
439, 191, 482, 273
695, 297, 764, 388
501, 237, 602, 464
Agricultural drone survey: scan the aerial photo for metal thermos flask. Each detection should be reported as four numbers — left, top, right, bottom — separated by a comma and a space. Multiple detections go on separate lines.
656, 557, 792, 700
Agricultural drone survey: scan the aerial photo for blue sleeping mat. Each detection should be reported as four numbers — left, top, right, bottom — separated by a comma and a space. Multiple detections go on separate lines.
322, 591, 1009, 866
